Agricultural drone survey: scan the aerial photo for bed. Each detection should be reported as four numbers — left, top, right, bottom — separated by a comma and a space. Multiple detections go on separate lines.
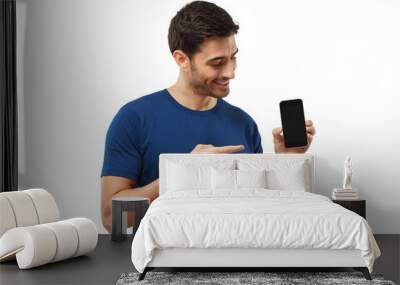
131, 153, 381, 281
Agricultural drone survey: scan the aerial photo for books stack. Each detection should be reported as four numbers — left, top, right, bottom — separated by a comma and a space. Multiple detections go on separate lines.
332, 188, 359, 200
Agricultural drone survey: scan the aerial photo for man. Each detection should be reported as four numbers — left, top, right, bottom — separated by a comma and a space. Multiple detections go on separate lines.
101, 1, 316, 233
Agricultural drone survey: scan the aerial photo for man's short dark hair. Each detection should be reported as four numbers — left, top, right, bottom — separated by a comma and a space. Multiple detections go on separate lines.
168, 1, 239, 58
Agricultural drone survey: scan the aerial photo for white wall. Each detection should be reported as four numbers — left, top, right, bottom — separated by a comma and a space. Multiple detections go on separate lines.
16, 0, 400, 234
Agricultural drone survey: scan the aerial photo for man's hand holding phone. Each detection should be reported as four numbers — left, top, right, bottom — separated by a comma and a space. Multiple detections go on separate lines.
273, 99, 316, 154
272, 119, 315, 154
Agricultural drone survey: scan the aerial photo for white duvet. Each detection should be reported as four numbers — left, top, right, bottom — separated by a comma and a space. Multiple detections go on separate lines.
131, 190, 381, 273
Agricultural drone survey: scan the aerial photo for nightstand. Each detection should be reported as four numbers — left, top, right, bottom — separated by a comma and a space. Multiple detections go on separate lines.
332, 199, 366, 219
111, 197, 150, 242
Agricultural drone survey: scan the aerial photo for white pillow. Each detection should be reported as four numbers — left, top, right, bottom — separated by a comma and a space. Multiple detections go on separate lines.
166, 160, 235, 192
236, 169, 268, 189
166, 163, 207, 191
237, 159, 310, 191
211, 168, 268, 191
211, 168, 236, 190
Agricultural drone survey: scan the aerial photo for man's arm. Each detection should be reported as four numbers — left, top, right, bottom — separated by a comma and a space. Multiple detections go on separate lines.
101, 176, 159, 233
101, 144, 244, 233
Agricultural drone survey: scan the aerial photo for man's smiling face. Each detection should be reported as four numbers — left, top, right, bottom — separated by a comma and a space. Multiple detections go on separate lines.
187, 35, 238, 99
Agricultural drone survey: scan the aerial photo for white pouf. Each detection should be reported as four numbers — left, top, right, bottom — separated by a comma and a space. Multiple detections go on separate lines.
0, 218, 98, 269
0, 189, 98, 269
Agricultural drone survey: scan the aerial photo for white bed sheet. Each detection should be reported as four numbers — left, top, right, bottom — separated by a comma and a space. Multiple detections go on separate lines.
131, 190, 380, 273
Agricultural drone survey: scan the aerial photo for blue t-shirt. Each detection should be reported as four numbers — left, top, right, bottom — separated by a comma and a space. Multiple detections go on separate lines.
101, 89, 263, 187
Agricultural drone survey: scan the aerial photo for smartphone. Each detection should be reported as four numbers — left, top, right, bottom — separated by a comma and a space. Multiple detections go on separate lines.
279, 99, 308, 148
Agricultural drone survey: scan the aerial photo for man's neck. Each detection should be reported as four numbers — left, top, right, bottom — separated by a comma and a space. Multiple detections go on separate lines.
167, 79, 217, 111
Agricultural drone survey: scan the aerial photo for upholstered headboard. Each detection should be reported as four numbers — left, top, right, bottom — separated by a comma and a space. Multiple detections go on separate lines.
159, 153, 314, 195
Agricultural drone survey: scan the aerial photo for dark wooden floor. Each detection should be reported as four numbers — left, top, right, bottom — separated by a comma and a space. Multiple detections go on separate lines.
0, 234, 398, 285
374, 234, 400, 284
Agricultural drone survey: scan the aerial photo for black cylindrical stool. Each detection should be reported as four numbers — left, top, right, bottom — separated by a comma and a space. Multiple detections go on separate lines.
111, 197, 149, 242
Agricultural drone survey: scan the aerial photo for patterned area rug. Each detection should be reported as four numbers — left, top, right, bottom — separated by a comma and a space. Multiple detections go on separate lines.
116, 271, 396, 285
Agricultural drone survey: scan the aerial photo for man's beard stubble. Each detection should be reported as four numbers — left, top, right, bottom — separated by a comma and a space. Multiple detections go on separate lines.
189, 65, 229, 99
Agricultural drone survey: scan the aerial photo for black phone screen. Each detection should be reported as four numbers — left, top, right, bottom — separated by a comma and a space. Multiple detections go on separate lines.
279, 99, 308, 148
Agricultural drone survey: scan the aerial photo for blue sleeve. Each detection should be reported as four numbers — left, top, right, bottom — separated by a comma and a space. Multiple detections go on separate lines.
100, 108, 142, 181
253, 123, 263, 154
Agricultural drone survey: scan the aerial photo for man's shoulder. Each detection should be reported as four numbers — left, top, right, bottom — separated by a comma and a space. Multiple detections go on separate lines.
120, 89, 166, 114
109, 89, 166, 127
221, 99, 257, 125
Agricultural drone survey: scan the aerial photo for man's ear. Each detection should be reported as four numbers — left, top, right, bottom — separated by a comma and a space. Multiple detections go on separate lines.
172, 50, 190, 72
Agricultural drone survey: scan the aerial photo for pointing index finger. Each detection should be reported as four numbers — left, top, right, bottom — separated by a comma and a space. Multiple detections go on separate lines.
212, 145, 244, 154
